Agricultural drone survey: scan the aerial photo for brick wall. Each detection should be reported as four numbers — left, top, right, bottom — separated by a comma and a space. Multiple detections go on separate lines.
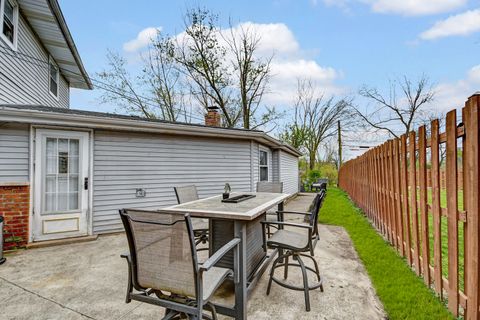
0, 185, 30, 250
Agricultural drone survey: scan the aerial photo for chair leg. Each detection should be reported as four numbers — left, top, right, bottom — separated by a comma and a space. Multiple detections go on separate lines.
301, 254, 323, 292
296, 255, 311, 312
162, 309, 181, 320
124, 260, 133, 303
267, 253, 283, 295
205, 302, 218, 320
283, 255, 289, 280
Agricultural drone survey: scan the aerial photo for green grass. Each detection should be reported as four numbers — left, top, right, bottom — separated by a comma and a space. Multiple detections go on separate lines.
319, 187, 454, 320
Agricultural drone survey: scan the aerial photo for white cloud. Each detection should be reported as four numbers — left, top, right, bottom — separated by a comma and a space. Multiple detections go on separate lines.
420, 9, 480, 40
266, 59, 342, 105
125, 22, 342, 106
323, 0, 466, 16
123, 27, 162, 52
229, 23, 342, 105
434, 65, 480, 112
178, 21, 343, 106
366, 0, 467, 16
226, 22, 300, 56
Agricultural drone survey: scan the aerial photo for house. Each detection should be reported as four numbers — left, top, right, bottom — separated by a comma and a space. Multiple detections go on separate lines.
0, 1, 300, 248
0, 106, 300, 247
0, 0, 92, 107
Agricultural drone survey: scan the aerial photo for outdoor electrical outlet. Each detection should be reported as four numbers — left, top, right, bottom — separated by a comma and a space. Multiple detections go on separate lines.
135, 189, 146, 198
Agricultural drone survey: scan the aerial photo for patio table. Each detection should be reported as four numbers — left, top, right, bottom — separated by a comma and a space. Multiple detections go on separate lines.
161, 191, 290, 320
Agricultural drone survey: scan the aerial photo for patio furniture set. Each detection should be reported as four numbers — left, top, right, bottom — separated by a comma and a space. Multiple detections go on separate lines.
119, 183, 326, 320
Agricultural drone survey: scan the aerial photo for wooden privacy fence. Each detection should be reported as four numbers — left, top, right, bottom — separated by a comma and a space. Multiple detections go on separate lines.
338, 93, 480, 319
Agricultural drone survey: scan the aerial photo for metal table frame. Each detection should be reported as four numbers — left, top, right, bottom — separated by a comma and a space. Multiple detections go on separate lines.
164, 192, 289, 320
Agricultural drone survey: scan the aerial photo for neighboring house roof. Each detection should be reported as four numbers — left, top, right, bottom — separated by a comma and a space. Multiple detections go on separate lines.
17, 0, 92, 90
0, 104, 302, 157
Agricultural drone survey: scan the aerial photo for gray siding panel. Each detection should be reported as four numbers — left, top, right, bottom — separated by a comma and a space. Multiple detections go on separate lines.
0, 14, 69, 107
92, 131, 253, 234
279, 151, 299, 194
272, 150, 280, 183
0, 124, 30, 183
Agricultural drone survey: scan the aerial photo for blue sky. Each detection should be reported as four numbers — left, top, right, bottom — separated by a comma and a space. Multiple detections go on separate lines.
60, 0, 480, 156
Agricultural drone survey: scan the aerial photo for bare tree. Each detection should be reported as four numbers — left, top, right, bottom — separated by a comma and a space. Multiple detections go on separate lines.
144, 34, 190, 122
224, 22, 278, 129
354, 74, 435, 138
97, 40, 189, 122
281, 79, 352, 170
97, 7, 277, 129
97, 50, 153, 118
174, 8, 239, 127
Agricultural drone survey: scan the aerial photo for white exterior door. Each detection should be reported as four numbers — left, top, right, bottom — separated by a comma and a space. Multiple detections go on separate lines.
33, 129, 90, 241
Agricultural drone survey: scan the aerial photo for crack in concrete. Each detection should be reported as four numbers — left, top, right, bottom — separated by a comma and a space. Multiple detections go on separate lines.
0, 276, 97, 320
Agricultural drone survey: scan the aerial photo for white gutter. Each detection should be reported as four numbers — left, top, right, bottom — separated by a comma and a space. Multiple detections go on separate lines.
0, 106, 302, 157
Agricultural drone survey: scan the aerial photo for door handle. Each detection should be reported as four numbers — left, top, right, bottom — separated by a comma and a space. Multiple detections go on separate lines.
84, 177, 89, 190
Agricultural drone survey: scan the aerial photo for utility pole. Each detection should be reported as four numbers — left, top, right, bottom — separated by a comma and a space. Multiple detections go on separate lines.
338, 120, 342, 168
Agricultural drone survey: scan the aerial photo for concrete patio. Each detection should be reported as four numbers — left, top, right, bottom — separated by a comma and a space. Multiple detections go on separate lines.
0, 194, 385, 320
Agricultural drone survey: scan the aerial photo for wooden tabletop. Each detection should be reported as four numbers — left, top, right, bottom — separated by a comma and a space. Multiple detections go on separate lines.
161, 192, 290, 220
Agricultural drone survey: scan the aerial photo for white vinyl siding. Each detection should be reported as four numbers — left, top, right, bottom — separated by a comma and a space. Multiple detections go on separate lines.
0, 13, 69, 107
279, 150, 299, 194
0, 123, 29, 183
92, 131, 254, 234
272, 150, 280, 183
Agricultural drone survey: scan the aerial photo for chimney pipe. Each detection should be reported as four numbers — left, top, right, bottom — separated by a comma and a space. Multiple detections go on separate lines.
205, 106, 221, 127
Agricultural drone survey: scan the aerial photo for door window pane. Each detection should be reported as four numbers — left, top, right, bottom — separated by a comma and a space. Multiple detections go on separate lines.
43, 137, 81, 212
46, 176, 56, 192
58, 152, 68, 174
58, 193, 68, 211
69, 193, 78, 210
69, 176, 78, 192
45, 193, 55, 212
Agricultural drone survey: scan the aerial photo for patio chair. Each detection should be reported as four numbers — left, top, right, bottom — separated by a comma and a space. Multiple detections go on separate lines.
174, 185, 209, 251
311, 178, 328, 192
256, 182, 284, 237
119, 209, 240, 320
261, 190, 326, 312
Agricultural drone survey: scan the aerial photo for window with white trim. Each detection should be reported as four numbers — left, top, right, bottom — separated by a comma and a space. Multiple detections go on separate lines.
49, 56, 59, 98
259, 150, 268, 181
0, 0, 18, 50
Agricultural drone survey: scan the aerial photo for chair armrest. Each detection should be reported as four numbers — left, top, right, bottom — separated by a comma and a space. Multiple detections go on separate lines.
261, 221, 312, 230
276, 210, 311, 216
199, 238, 241, 272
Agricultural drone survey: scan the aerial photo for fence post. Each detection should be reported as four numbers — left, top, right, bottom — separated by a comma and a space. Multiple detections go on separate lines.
464, 92, 480, 320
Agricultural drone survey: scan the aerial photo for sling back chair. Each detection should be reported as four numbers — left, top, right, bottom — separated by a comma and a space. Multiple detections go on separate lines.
256, 182, 284, 237
261, 190, 326, 312
174, 185, 209, 251
119, 209, 240, 320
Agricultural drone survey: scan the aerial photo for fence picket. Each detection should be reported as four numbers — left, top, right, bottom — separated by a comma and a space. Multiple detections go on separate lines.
431, 119, 443, 297
418, 125, 431, 285
409, 131, 421, 275
400, 135, 412, 265
464, 94, 480, 320
394, 138, 404, 256
446, 110, 458, 316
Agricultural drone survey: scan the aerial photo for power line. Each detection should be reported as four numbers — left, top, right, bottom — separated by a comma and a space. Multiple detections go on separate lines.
0, 44, 206, 122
